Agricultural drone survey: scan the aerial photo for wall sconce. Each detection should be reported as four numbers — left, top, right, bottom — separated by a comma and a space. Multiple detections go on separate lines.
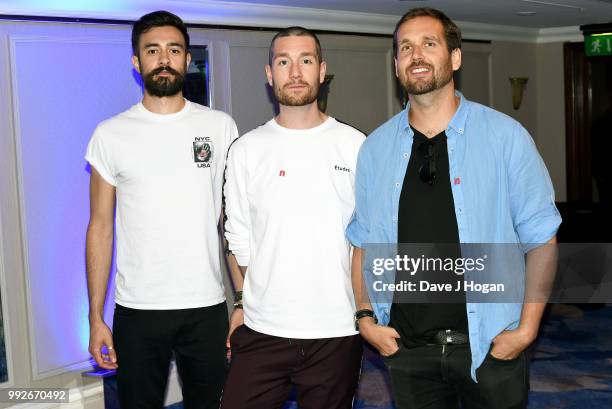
509, 77, 528, 110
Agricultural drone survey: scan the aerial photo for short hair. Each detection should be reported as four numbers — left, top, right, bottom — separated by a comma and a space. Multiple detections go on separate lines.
268, 26, 322, 65
132, 11, 190, 56
393, 8, 461, 56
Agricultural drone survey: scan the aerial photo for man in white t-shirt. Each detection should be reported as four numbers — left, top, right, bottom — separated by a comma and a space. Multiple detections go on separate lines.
85, 11, 238, 409
221, 27, 365, 409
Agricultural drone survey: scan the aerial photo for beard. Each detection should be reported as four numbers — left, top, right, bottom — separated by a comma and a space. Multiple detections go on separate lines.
273, 80, 320, 106
400, 58, 453, 96
142, 65, 186, 97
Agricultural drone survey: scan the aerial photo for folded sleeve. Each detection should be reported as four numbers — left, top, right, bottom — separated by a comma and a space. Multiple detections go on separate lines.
223, 139, 251, 266
84, 126, 117, 186
506, 122, 562, 249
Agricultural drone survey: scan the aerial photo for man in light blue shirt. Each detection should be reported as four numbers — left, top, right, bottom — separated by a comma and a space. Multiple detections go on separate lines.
347, 7, 561, 409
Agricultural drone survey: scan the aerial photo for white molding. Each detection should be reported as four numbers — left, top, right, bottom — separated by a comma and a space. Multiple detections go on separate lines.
0, 33, 16, 390
459, 21, 539, 43
7, 35, 128, 46
0, 223, 15, 387
0, 0, 585, 44
7, 380, 104, 409
0, 0, 397, 34
536, 26, 583, 43
7, 34, 127, 381
7, 34, 35, 382
187, 37, 215, 108
9, 34, 78, 381
33, 359, 95, 380
460, 46, 495, 107
217, 40, 233, 115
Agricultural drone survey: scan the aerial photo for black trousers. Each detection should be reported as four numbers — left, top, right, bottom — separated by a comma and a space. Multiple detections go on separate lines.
220, 325, 363, 409
384, 344, 529, 409
112, 302, 229, 409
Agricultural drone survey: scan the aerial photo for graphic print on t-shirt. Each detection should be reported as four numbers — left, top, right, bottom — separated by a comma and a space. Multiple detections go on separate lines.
193, 137, 214, 167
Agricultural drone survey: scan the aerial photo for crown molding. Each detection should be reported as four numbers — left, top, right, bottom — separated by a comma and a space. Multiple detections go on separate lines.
536, 26, 582, 43
457, 20, 539, 43
0, 0, 585, 43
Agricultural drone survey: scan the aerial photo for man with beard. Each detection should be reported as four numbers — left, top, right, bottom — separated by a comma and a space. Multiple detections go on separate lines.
221, 27, 365, 409
85, 11, 238, 409
347, 8, 561, 409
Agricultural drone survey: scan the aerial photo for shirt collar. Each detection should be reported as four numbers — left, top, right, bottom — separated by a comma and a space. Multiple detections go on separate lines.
448, 91, 468, 135
400, 90, 468, 137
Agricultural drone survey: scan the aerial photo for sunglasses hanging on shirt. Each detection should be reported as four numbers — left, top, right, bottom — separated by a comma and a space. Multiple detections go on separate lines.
418, 139, 437, 185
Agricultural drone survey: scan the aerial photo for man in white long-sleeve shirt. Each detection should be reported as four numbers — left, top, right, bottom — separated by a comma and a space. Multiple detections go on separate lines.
221, 27, 365, 409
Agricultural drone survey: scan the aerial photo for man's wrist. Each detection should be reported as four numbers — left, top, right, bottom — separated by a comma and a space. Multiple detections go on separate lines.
356, 316, 377, 333
354, 309, 377, 331
233, 290, 243, 309
88, 310, 105, 324
516, 325, 538, 342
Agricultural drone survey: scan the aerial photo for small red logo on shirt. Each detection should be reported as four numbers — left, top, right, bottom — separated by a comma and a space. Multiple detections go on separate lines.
454, 177, 461, 185
279, 170, 286, 176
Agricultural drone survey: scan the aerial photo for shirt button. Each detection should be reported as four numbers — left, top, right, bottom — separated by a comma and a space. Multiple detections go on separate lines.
395, 182, 400, 187
403, 153, 409, 159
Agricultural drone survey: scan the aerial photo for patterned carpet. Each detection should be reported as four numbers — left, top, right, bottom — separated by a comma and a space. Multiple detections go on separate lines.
164, 304, 612, 409
528, 304, 612, 409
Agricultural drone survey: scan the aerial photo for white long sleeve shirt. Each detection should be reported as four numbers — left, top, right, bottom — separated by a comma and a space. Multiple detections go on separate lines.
224, 117, 365, 338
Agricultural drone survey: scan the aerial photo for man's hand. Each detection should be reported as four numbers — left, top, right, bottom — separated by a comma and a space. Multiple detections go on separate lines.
89, 320, 118, 369
359, 317, 401, 356
490, 327, 536, 360
226, 308, 244, 359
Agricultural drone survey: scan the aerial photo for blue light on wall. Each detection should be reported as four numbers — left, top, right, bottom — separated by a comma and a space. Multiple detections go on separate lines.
14, 0, 126, 14
12, 31, 141, 375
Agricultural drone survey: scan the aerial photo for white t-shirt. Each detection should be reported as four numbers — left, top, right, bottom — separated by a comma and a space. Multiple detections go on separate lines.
85, 100, 238, 309
224, 117, 365, 338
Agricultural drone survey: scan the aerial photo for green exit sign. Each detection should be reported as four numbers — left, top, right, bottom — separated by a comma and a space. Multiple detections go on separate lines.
585, 33, 612, 57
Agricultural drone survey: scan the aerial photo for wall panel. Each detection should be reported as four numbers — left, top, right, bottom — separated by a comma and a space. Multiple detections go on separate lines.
10, 34, 139, 378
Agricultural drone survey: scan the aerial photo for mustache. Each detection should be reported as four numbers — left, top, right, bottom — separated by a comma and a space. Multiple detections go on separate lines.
407, 61, 434, 71
149, 66, 181, 76
283, 81, 310, 88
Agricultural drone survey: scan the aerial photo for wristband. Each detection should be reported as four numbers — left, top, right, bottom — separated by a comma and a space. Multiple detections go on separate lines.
235, 290, 243, 302
233, 291, 243, 309
354, 309, 377, 331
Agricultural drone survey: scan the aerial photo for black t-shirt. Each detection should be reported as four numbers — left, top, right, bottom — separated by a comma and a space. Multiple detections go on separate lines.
390, 126, 468, 347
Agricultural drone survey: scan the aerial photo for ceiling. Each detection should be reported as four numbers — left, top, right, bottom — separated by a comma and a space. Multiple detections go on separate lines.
217, 0, 612, 28
0, 0, 611, 30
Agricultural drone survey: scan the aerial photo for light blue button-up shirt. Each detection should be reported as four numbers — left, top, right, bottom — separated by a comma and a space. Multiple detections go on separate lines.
346, 92, 561, 380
